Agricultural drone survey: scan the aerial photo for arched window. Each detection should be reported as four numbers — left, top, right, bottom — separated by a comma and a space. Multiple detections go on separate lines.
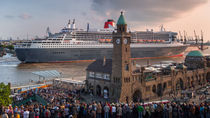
152, 85, 156, 93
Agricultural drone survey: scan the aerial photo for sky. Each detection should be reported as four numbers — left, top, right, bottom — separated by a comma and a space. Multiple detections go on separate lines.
0, 0, 209, 41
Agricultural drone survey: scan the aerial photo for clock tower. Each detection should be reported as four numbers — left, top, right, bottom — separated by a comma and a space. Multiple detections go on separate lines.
111, 12, 132, 102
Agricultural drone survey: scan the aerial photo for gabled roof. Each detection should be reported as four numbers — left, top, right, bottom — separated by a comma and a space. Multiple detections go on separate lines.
187, 50, 203, 57
117, 12, 127, 25
86, 59, 112, 74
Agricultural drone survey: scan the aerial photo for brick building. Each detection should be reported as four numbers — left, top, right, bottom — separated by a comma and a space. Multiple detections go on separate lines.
86, 12, 209, 103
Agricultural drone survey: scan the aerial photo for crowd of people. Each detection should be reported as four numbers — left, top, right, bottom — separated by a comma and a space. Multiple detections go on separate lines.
1, 87, 210, 118
12, 87, 81, 107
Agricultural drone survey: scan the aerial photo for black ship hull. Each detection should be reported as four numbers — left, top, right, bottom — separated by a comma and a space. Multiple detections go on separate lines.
15, 46, 188, 63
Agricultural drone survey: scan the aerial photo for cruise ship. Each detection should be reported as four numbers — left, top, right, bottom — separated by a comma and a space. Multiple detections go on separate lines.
15, 19, 188, 63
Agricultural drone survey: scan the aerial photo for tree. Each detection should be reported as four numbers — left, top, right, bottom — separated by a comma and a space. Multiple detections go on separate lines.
0, 83, 12, 106
6, 45, 14, 50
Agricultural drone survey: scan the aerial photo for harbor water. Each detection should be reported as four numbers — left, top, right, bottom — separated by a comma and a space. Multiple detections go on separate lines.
0, 47, 209, 86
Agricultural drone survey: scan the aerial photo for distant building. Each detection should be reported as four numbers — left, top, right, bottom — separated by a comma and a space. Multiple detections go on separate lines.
86, 12, 209, 103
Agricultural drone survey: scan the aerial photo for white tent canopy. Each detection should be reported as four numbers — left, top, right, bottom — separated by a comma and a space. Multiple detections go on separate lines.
32, 70, 61, 78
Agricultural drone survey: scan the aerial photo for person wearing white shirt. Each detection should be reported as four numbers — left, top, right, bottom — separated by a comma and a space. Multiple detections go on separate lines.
112, 105, 117, 118
23, 109, 29, 118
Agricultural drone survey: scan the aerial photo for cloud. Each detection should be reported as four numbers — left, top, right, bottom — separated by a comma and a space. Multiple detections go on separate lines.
91, 0, 208, 25
18, 13, 32, 20
4, 15, 15, 19
82, 12, 87, 16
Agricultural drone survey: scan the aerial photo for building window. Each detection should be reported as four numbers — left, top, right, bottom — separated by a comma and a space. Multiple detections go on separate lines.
124, 77, 130, 82
168, 81, 172, 86
163, 82, 167, 90
96, 73, 102, 79
104, 74, 110, 80
152, 85, 156, 93
89, 72, 94, 78
125, 64, 129, 71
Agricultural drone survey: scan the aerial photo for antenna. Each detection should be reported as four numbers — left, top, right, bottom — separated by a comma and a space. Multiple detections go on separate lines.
120, 9, 127, 15
160, 24, 164, 32
46, 27, 52, 36
87, 23, 89, 32
201, 30, 204, 50
201, 30, 203, 41
67, 20, 71, 28
73, 19, 75, 24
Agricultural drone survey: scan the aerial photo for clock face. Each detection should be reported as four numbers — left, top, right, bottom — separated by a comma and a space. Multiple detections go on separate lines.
124, 38, 128, 44
116, 39, 120, 44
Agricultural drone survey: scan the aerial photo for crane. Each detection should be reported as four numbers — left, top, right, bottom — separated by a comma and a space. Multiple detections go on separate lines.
194, 30, 198, 44
200, 30, 204, 50
179, 31, 183, 42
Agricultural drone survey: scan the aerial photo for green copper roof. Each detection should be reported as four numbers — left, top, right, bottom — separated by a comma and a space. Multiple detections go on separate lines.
187, 50, 203, 57
117, 12, 127, 25
176, 64, 186, 69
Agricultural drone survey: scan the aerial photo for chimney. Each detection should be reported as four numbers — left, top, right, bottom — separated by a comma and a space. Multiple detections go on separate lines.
103, 56, 106, 66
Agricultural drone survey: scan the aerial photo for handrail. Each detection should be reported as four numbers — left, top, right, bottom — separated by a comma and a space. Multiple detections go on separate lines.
12, 95, 47, 107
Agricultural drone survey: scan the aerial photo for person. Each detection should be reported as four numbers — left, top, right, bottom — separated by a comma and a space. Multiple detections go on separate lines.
72, 104, 78, 118
64, 106, 69, 118
29, 108, 35, 118
35, 109, 40, 118
91, 103, 96, 118
111, 104, 116, 118
7, 106, 13, 118
44, 108, 51, 118
149, 104, 155, 118
168, 104, 173, 118
16, 112, 20, 118
137, 104, 144, 118
200, 103, 205, 118
104, 103, 110, 118
190, 105, 196, 118
144, 105, 150, 118
96, 103, 102, 118
0, 106, 2, 115
1, 111, 9, 118
23, 108, 30, 118
116, 104, 122, 118
206, 104, 210, 118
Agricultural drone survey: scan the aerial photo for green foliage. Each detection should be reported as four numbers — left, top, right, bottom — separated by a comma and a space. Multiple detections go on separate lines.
6, 45, 14, 50
0, 45, 14, 50
0, 83, 12, 106
0, 45, 6, 48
